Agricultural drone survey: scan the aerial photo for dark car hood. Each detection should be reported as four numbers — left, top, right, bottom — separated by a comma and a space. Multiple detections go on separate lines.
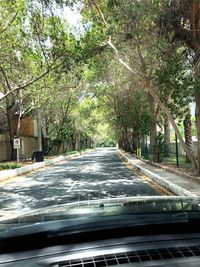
1, 196, 200, 224
0, 196, 200, 239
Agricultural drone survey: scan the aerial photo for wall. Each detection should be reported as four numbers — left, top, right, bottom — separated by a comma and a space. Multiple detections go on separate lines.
20, 136, 39, 159
13, 116, 38, 137
0, 134, 11, 161
48, 140, 74, 156
0, 134, 39, 161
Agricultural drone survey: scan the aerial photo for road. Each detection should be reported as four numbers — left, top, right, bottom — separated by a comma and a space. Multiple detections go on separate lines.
0, 148, 163, 216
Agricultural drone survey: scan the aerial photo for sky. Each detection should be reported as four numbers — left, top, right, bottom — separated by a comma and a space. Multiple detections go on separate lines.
56, 6, 82, 28
64, 7, 82, 26
190, 102, 195, 116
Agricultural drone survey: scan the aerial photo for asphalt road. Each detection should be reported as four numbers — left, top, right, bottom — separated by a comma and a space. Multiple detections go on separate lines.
0, 148, 162, 216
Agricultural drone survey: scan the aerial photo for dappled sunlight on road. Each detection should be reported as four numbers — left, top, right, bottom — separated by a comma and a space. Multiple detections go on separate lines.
0, 148, 162, 216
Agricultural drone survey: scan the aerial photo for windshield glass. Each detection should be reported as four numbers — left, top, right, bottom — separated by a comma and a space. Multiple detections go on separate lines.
0, 0, 200, 232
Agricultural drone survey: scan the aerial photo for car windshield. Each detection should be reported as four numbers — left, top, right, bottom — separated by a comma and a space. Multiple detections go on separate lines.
0, 0, 200, 232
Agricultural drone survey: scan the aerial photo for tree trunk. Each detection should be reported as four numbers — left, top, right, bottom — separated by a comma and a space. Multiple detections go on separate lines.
141, 134, 145, 156
75, 133, 81, 151
124, 137, 131, 152
150, 117, 159, 162
123, 130, 131, 152
118, 135, 123, 149
184, 112, 193, 163
71, 133, 76, 151
89, 137, 92, 148
134, 131, 140, 149
164, 115, 170, 157
194, 47, 200, 175
149, 95, 159, 162
56, 143, 62, 155
131, 134, 137, 153
6, 106, 16, 160
195, 94, 200, 175
42, 135, 48, 155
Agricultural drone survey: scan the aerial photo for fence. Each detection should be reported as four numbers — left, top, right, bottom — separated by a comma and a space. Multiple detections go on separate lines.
141, 142, 198, 169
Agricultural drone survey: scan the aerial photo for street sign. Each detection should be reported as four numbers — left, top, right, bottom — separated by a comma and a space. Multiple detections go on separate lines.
14, 138, 20, 164
14, 138, 21, 149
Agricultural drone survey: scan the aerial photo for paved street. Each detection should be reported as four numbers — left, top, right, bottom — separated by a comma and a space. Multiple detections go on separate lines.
0, 148, 162, 216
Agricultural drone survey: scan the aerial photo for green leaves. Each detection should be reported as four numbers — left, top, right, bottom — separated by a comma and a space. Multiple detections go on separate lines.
154, 47, 194, 119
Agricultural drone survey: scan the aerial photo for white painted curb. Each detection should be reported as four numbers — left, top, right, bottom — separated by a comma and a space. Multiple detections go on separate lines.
0, 150, 92, 182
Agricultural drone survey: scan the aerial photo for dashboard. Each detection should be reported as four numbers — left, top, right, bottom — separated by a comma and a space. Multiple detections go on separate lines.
1, 233, 200, 266
1, 209, 200, 267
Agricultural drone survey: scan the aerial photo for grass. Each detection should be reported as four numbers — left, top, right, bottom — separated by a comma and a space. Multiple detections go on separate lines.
163, 154, 192, 168
0, 163, 22, 170
144, 153, 192, 168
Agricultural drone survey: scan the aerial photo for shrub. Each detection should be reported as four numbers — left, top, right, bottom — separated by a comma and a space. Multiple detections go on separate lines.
0, 163, 22, 170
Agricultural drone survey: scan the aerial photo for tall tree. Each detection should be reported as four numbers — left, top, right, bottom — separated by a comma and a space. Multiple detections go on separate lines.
159, 0, 200, 174
0, 0, 79, 159
82, 0, 199, 173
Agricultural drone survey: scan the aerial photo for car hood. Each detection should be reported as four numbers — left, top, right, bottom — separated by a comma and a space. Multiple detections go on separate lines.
1, 196, 200, 224
0, 196, 200, 239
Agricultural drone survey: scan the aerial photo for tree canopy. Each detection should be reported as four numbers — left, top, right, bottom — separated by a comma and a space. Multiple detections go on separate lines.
1, 0, 200, 175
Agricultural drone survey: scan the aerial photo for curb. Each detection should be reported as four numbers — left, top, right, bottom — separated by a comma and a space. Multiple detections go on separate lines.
118, 150, 196, 197
136, 156, 200, 185
0, 150, 92, 182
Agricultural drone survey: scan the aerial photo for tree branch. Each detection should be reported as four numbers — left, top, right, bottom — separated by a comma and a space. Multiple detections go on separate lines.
0, 60, 63, 102
90, 0, 109, 28
137, 43, 148, 75
0, 11, 19, 35
0, 65, 12, 91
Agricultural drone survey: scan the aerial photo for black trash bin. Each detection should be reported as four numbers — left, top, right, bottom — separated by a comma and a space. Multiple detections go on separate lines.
32, 151, 44, 162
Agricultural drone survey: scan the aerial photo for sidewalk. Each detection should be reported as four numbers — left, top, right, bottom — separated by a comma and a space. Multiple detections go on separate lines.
118, 150, 200, 196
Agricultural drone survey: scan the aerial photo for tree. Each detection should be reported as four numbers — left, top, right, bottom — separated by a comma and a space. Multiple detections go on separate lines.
83, 51, 152, 153
154, 46, 194, 159
158, 0, 200, 174
0, 0, 80, 159
82, 0, 199, 173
